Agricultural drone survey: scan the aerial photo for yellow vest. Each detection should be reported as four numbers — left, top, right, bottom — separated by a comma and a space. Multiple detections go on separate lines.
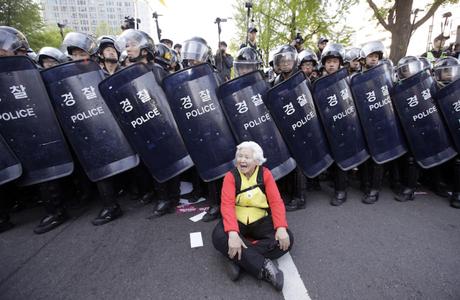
235, 166, 269, 225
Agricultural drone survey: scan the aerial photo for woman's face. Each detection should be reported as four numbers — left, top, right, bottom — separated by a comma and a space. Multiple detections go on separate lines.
236, 148, 257, 177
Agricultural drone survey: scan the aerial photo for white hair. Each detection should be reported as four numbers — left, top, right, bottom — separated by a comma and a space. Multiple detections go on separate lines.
235, 141, 267, 166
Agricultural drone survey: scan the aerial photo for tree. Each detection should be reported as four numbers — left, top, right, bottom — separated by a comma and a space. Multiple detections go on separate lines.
366, 0, 459, 63
0, 0, 44, 43
95, 22, 121, 37
28, 26, 73, 51
232, 0, 357, 65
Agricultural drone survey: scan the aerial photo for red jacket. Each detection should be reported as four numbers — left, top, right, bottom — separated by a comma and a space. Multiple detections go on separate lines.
221, 167, 288, 233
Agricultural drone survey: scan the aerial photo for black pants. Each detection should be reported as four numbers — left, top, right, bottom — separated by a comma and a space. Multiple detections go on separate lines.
212, 216, 294, 278
360, 160, 385, 191
333, 164, 347, 191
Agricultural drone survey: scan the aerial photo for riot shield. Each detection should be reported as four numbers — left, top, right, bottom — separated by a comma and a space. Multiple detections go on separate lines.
350, 63, 407, 163
41, 60, 139, 182
266, 71, 333, 178
392, 70, 457, 168
0, 56, 73, 186
162, 63, 236, 182
436, 77, 460, 151
0, 133, 22, 185
312, 68, 369, 170
99, 63, 194, 183
217, 71, 296, 180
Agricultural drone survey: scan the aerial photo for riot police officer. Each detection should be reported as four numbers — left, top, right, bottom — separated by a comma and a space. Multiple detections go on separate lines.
0, 26, 73, 234
36, 47, 68, 69
115, 29, 181, 217
96, 35, 121, 76
62, 32, 97, 61
357, 41, 386, 204
433, 57, 460, 208
272, 45, 298, 86
393, 56, 424, 202
344, 47, 361, 74
298, 49, 318, 81
154, 43, 174, 73
271, 45, 307, 210
233, 46, 263, 77
320, 43, 351, 206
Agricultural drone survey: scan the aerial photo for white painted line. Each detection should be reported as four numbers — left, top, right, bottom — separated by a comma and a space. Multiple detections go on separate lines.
277, 252, 311, 300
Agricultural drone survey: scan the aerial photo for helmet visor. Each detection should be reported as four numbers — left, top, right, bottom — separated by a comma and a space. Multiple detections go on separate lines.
182, 40, 208, 62
273, 52, 297, 73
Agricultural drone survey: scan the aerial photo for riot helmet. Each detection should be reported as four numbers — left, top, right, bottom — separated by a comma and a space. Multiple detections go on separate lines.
37, 47, 68, 68
96, 35, 121, 63
0, 26, 29, 56
433, 56, 460, 84
115, 29, 155, 62
360, 41, 385, 69
234, 46, 263, 76
155, 43, 174, 68
273, 45, 298, 75
418, 56, 431, 71
62, 32, 97, 59
360, 41, 384, 59
182, 37, 209, 66
321, 43, 345, 74
344, 47, 361, 64
396, 56, 423, 80
298, 49, 318, 65
320, 43, 345, 65
344, 47, 361, 73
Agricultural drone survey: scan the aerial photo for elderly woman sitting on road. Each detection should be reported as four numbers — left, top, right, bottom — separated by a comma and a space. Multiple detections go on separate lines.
212, 141, 294, 291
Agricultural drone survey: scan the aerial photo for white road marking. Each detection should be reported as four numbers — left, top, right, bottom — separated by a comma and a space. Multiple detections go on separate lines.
277, 253, 311, 300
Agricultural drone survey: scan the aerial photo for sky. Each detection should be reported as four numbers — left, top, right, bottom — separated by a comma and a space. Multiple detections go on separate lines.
137, 0, 238, 50
137, 0, 460, 57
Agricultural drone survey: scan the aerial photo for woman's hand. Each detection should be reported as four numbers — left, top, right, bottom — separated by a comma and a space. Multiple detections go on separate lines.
275, 227, 290, 251
228, 231, 247, 260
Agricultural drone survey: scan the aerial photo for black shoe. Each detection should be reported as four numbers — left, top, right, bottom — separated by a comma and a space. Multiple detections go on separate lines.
259, 258, 284, 291
151, 200, 175, 217
182, 191, 203, 203
432, 185, 450, 198
285, 198, 306, 211
394, 188, 415, 202
225, 260, 241, 281
203, 205, 220, 222
0, 216, 14, 234
362, 189, 379, 204
450, 193, 460, 209
92, 204, 123, 226
331, 191, 347, 206
34, 211, 68, 234
140, 191, 155, 204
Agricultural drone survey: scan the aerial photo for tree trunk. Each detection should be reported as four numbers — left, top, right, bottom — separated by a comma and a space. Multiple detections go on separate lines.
388, 0, 413, 63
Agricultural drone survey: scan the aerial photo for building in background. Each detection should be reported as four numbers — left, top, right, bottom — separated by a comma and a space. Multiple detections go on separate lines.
40, 0, 154, 37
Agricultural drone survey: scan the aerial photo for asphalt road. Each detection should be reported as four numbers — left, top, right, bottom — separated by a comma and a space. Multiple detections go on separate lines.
0, 182, 459, 300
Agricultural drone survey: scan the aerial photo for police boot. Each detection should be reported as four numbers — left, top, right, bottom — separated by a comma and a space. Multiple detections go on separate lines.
259, 258, 284, 291
152, 199, 175, 217
430, 167, 450, 198
331, 191, 347, 206
450, 193, 460, 209
394, 187, 415, 202
34, 209, 68, 234
92, 203, 123, 226
0, 213, 14, 234
362, 189, 379, 204
225, 259, 241, 281
203, 205, 220, 222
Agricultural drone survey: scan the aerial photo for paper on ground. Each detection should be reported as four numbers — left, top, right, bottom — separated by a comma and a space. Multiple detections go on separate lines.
190, 232, 203, 248
189, 211, 207, 222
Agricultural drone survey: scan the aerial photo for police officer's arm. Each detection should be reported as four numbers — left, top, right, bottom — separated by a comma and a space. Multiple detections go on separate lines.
221, 171, 239, 233
262, 167, 288, 230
